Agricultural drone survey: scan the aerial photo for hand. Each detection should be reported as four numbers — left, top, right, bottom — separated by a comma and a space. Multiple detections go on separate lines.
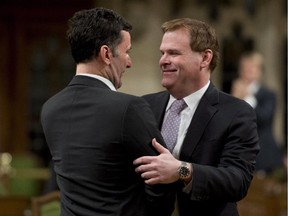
133, 138, 181, 185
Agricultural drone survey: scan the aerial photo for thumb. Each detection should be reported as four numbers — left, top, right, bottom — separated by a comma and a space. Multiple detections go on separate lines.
152, 138, 170, 154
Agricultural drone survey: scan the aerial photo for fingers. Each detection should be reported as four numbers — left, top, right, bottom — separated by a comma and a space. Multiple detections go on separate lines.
141, 171, 162, 185
135, 165, 162, 185
141, 170, 157, 179
152, 138, 170, 154
135, 163, 154, 173
133, 138, 169, 166
133, 156, 153, 166
144, 177, 161, 185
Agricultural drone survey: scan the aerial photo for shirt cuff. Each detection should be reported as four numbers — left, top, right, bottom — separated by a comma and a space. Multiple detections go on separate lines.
183, 178, 192, 193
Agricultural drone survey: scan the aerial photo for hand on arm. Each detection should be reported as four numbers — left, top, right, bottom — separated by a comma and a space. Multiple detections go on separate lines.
133, 138, 192, 185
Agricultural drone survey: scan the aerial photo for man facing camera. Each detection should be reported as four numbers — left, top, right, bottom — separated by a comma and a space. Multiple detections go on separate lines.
134, 18, 259, 216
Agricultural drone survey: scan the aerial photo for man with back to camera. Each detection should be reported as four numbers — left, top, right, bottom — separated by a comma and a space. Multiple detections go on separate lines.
40, 7, 175, 216
134, 18, 260, 216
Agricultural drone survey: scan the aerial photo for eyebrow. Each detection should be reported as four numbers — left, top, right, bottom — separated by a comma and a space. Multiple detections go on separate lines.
160, 48, 181, 53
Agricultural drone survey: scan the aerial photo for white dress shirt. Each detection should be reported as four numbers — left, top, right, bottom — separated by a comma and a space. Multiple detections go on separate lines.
243, 82, 259, 108
163, 81, 210, 159
166, 81, 210, 215
76, 73, 116, 91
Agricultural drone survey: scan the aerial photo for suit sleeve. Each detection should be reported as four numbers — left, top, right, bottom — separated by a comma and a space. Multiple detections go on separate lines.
122, 97, 166, 158
122, 97, 176, 216
190, 102, 259, 202
255, 88, 276, 126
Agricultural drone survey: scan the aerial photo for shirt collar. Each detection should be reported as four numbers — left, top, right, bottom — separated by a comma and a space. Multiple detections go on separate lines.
166, 81, 210, 111
251, 82, 260, 94
76, 73, 116, 91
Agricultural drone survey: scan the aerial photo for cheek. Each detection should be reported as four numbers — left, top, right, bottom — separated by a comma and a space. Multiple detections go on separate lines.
118, 56, 127, 67
179, 60, 195, 73
114, 58, 123, 70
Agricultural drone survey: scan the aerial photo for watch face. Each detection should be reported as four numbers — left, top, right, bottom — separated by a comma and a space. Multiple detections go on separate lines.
179, 163, 190, 179
179, 166, 190, 177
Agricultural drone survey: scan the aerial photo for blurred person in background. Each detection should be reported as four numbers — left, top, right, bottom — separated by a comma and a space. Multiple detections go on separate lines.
231, 51, 284, 175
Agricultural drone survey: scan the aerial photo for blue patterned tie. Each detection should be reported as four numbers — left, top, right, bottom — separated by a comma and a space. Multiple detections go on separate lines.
161, 99, 187, 152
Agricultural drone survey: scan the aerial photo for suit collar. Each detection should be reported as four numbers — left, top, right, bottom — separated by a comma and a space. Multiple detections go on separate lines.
156, 92, 170, 128
202, 83, 219, 106
180, 83, 219, 160
68, 75, 111, 90
76, 74, 116, 91
152, 84, 219, 130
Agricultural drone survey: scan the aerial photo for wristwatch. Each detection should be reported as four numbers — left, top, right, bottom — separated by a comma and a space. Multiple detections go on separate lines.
177, 161, 191, 180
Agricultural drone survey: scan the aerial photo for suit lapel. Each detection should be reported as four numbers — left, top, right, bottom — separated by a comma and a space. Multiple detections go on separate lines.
144, 92, 170, 130
180, 84, 219, 160
155, 94, 170, 129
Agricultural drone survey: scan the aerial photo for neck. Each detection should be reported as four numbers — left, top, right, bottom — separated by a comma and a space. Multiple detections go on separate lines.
170, 79, 210, 99
76, 61, 105, 76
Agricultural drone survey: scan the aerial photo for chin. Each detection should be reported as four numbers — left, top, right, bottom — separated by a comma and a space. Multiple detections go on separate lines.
161, 77, 172, 84
161, 81, 172, 90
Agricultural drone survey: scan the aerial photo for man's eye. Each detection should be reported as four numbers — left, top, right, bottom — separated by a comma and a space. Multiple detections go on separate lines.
170, 51, 180, 55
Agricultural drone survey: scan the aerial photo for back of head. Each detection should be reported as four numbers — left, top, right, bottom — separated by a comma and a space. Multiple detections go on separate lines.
67, 7, 132, 64
161, 18, 219, 72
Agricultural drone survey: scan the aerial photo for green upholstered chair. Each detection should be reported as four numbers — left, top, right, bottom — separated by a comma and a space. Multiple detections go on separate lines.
31, 190, 61, 216
9, 153, 45, 197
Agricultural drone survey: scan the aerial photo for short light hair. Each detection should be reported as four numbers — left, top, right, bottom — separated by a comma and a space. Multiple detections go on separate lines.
161, 18, 219, 72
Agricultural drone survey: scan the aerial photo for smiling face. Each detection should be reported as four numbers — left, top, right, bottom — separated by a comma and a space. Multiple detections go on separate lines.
159, 28, 207, 98
109, 30, 132, 89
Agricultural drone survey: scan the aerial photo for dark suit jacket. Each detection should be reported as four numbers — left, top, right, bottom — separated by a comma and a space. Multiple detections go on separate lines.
143, 83, 259, 216
41, 75, 175, 216
254, 86, 283, 172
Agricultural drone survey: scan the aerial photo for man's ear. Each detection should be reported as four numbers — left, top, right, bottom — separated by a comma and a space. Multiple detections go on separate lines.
200, 49, 213, 69
99, 45, 112, 65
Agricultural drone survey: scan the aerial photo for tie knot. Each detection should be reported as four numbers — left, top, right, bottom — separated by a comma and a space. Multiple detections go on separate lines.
170, 99, 187, 114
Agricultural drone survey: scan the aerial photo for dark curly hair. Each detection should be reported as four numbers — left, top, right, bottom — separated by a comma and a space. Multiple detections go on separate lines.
67, 7, 132, 64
